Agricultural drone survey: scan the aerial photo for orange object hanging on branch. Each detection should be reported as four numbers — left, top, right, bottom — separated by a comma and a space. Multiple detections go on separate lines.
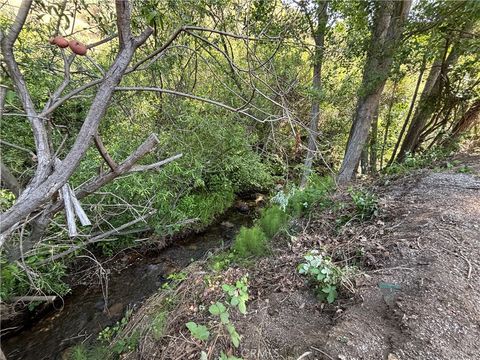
68, 40, 88, 56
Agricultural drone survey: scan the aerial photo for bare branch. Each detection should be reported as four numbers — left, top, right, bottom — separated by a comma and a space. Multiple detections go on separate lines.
115, 0, 133, 48
114, 86, 267, 122
0, 140, 35, 158
128, 153, 183, 173
37, 211, 155, 265
1, 0, 51, 181
1, 0, 147, 235
87, 34, 118, 49
75, 133, 160, 198
1, 160, 22, 197
94, 134, 117, 171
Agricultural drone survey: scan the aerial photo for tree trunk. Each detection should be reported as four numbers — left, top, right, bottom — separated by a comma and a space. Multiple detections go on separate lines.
337, 0, 412, 183
0, 1, 152, 236
388, 58, 426, 166
441, 99, 480, 147
300, 1, 329, 188
360, 140, 369, 175
396, 19, 475, 162
380, 80, 398, 169
369, 105, 379, 173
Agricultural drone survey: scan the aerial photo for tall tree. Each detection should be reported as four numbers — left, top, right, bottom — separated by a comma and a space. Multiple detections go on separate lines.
337, 0, 411, 183
396, 43, 458, 161
300, 0, 329, 188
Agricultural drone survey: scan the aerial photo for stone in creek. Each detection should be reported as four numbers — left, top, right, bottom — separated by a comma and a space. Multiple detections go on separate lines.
147, 264, 160, 272
107, 302, 124, 318
234, 201, 250, 212
221, 221, 234, 228
94, 299, 106, 311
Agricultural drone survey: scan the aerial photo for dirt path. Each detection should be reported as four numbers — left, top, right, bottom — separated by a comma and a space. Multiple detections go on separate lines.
321, 158, 480, 360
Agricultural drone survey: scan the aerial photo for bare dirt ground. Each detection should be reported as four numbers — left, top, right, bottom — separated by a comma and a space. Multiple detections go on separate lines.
122, 155, 480, 360
319, 155, 480, 360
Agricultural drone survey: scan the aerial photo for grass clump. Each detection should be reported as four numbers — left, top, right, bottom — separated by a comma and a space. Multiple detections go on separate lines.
69, 344, 108, 360
349, 189, 378, 220
284, 176, 335, 217
258, 205, 288, 238
233, 226, 268, 258
151, 311, 168, 340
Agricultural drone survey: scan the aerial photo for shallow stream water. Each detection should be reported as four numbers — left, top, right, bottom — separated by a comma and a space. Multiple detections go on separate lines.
2, 210, 252, 360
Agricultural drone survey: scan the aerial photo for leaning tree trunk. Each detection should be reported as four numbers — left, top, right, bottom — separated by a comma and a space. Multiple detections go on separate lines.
396, 46, 457, 161
300, 1, 329, 188
337, 0, 412, 184
388, 56, 426, 166
396, 17, 476, 161
0, 0, 153, 241
440, 99, 480, 147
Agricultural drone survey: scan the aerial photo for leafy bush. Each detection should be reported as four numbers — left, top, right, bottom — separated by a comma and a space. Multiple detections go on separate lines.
277, 175, 334, 217
0, 259, 70, 301
233, 226, 268, 258
384, 149, 451, 175
257, 205, 288, 238
349, 189, 378, 220
298, 250, 355, 303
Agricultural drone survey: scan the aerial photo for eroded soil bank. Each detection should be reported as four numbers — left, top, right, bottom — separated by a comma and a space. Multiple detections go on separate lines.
117, 155, 480, 360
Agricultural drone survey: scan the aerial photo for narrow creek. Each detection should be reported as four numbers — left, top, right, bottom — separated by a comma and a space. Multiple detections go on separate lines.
2, 209, 253, 360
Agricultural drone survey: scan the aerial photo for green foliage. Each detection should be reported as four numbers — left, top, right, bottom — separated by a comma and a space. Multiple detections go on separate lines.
0, 190, 15, 212
457, 165, 473, 174
68, 344, 109, 360
186, 276, 249, 354
98, 309, 133, 343
209, 251, 235, 272
384, 149, 451, 175
349, 189, 378, 220
233, 226, 268, 258
186, 322, 210, 341
0, 258, 70, 301
298, 251, 354, 304
221, 275, 249, 315
257, 205, 288, 238
151, 311, 168, 340
272, 176, 334, 217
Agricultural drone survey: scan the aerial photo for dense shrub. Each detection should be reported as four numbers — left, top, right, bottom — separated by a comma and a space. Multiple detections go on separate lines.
258, 205, 288, 238
285, 176, 335, 217
233, 226, 268, 258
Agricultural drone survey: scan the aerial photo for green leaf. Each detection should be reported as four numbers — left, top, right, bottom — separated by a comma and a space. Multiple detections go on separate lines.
209, 302, 226, 315
238, 301, 247, 314
220, 311, 230, 324
186, 322, 210, 341
226, 324, 241, 348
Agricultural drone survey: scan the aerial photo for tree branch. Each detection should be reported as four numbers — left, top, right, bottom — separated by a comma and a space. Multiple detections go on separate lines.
1, 161, 22, 197
1, 0, 51, 183
114, 86, 265, 122
94, 133, 117, 171
37, 210, 155, 265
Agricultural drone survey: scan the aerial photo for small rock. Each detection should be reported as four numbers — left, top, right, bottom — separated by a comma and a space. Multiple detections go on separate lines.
221, 221, 234, 228
107, 302, 124, 317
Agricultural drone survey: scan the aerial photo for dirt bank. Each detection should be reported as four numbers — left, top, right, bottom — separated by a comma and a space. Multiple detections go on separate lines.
115, 155, 480, 360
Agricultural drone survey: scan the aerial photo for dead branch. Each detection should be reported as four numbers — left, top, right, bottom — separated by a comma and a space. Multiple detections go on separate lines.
128, 153, 183, 173
0, 0, 153, 236
94, 133, 118, 171
37, 211, 155, 265
0, 161, 22, 197
114, 87, 266, 122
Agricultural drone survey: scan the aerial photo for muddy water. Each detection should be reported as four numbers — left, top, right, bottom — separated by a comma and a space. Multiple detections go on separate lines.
2, 210, 252, 360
